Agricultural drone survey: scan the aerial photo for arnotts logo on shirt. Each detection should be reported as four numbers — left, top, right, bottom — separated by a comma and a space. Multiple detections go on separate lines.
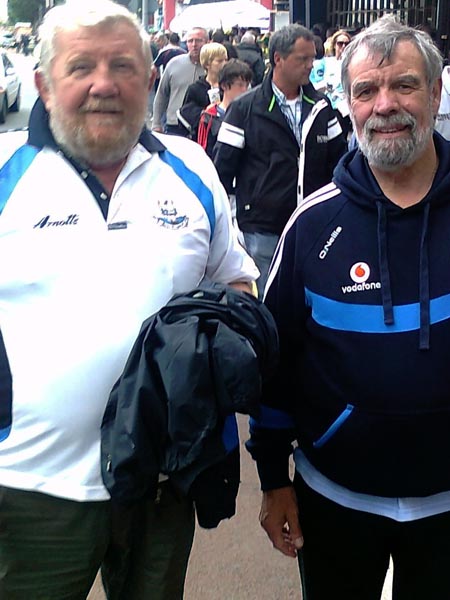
342, 262, 381, 294
34, 214, 79, 229
316, 135, 329, 143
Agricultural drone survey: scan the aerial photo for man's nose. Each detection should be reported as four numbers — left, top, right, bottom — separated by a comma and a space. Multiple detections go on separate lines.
89, 66, 118, 96
373, 87, 400, 114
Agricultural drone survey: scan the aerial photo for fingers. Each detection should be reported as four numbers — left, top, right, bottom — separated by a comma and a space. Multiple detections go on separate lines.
260, 511, 295, 557
259, 486, 304, 558
283, 526, 304, 551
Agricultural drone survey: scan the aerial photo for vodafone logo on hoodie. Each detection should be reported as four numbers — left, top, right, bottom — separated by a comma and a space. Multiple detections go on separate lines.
342, 262, 381, 294
350, 262, 370, 283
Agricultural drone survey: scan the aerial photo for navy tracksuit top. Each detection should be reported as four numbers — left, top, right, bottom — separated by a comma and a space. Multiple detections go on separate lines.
247, 133, 450, 498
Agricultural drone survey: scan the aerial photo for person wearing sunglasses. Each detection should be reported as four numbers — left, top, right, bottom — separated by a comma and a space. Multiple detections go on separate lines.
312, 29, 353, 137
332, 30, 352, 60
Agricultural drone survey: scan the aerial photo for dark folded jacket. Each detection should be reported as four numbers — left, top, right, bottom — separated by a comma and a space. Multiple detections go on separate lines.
101, 282, 279, 527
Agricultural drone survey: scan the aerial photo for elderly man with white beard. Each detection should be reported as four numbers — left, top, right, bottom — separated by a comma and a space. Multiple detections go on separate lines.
0, 1, 258, 599
246, 15, 450, 600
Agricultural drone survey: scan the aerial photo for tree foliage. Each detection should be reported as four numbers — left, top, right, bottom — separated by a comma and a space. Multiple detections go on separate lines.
8, 0, 42, 25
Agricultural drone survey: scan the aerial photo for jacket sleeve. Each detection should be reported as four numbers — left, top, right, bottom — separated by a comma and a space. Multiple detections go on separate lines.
177, 84, 205, 137
152, 66, 172, 130
154, 50, 164, 69
325, 103, 348, 179
253, 56, 265, 86
212, 100, 246, 195
246, 219, 306, 490
203, 145, 259, 284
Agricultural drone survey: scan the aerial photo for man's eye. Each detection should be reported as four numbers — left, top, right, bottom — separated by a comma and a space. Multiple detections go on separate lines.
113, 62, 133, 72
356, 88, 372, 98
70, 64, 90, 74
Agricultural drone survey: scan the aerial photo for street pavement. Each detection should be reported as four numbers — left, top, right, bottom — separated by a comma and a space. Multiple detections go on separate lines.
87, 416, 393, 600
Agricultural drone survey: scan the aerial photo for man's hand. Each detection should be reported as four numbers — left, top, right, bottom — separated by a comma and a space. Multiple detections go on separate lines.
152, 126, 163, 133
229, 281, 254, 295
259, 486, 303, 558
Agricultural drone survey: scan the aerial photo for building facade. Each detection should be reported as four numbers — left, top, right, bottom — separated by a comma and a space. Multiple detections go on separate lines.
291, 0, 449, 58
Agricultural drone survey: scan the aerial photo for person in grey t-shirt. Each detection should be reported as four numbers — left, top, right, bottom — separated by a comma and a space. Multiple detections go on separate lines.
152, 27, 208, 135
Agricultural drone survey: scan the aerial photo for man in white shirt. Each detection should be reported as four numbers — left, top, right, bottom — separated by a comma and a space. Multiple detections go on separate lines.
0, 2, 257, 598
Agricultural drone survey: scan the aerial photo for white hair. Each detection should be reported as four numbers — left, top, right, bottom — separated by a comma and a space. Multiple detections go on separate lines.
38, 0, 152, 83
241, 32, 256, 45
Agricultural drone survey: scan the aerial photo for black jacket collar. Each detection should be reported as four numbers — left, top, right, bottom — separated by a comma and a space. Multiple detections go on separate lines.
261, 69, 325, 108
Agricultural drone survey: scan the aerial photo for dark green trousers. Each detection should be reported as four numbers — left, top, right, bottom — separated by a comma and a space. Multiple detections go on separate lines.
0, 483, 195, 600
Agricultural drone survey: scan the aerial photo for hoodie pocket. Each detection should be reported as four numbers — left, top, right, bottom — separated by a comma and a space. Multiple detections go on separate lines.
306, 404, 450, 497
313, 404, 354, 448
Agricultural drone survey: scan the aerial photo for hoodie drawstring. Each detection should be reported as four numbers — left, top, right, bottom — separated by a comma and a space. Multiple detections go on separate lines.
376, 201, 394, 326
376, 200, 431, 350
419, 202, 431, 350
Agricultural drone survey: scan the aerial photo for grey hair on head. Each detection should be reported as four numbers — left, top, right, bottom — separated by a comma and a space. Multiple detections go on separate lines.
341, 15, 443, 98
38, 0, 152, 84
269, 24, 313, 68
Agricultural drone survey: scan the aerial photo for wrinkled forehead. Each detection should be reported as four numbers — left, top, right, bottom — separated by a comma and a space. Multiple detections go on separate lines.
51, 20, 142, 55
186, 28, 207, 41
348, 40, 426, 82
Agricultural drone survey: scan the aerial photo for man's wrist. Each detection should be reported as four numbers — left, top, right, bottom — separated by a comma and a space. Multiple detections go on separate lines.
257, 459, 292, 492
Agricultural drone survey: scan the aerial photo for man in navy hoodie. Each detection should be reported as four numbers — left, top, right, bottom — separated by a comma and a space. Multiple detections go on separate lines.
247, 15, 450, 600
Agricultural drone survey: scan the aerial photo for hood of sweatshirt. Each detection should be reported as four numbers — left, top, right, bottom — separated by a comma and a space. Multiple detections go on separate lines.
333, 132, 450, 213
332, 132, 450, 350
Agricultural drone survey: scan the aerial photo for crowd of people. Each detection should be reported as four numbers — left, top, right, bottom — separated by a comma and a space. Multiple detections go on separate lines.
2, 1, 450, 599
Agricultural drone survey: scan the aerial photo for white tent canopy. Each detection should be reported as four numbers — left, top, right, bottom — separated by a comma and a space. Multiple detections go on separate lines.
169, 0, 270, 35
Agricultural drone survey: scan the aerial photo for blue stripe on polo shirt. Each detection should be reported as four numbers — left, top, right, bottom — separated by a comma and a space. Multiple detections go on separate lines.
159, 150, 215, 239
0, 145, 39, 215
305, 287, 450, 333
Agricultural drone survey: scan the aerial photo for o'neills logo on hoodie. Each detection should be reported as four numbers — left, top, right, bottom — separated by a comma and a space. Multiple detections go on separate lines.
342, 262, 381, 294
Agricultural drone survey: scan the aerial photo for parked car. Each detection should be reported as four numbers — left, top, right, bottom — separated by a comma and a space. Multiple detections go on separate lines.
0, 32, 17, 50
0, 128, 27, 164
0, 51, 21, 123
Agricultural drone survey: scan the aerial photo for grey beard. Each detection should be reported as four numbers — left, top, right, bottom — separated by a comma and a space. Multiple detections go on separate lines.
49, 106, 145, 167
356, 111, 434, 172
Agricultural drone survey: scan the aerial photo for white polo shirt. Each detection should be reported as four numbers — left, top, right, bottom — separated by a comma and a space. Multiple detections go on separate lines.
0, 131, 257, 501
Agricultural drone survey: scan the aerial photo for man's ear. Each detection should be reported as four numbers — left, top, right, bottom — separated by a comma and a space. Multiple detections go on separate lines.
35, 70, 52, 110
273, 51, 282, 67
432, 77, 442, 118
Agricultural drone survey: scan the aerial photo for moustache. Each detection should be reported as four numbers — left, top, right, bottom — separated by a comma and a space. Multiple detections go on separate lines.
79, 101, 122, 113
364, 112, 416, 135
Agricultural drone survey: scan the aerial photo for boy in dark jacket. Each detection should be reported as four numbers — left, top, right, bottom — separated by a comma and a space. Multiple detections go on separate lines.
198, 59, 252, 158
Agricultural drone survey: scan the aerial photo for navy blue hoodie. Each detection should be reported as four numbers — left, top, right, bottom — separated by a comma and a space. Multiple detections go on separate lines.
247, 133, 450, 498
